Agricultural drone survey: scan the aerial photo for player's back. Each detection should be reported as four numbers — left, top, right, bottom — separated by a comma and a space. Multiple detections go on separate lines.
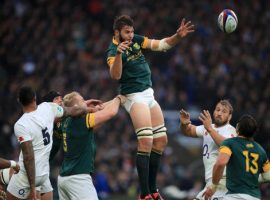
222, 137, 268, 198
14, 102, 55, 177
59, 115, 96, 176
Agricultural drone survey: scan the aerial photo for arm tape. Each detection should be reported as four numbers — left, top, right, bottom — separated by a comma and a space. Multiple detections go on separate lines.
150, 39, 172, 52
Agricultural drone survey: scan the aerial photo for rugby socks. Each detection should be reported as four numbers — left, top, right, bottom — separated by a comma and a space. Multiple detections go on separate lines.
136, 151, 151, 197
149, 149, 163, 193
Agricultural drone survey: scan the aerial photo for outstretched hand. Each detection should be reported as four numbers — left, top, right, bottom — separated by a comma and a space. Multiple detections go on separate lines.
85, 99, 104, 113
199, 110, 212, 132
176, 18, 195, 38
179, 109, 191, 125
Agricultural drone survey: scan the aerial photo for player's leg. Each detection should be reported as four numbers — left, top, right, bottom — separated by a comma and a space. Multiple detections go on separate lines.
6, 172, 29, 200
40, 177, 53, 200
149, 103, 167, 199
58, 174, 98, 200
129, 102, 153, 199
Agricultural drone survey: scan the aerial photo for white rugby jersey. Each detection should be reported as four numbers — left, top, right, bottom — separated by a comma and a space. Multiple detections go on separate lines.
196, 123, 236, 181
14, 102, 64, 176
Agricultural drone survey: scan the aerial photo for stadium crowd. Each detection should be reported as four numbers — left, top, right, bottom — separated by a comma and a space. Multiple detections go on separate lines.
0, 0, 270, 199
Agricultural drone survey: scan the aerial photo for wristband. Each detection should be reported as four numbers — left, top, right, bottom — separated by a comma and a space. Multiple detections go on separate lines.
10, 160, 17, 168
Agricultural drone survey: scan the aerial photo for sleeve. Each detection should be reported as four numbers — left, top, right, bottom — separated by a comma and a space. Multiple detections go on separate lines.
195, 125, 205, 138
85, 113, 95, 129
48, 103, 64, 118
134, 34, 149, 49
106, 46, 117, 68
14, 123, 32, 144
219, 139, 232, 156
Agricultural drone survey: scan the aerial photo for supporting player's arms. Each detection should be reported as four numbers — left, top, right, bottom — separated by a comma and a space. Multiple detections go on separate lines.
62, 105, 89, 117
179, 109, 197, 137
21, 141, 36, 191
89, 96, 125, 128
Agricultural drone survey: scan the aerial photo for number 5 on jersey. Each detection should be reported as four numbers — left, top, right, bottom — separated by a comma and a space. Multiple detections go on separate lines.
42, 127, 50, 146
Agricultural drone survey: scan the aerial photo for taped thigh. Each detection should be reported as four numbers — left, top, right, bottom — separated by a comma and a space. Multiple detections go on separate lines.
152, 124, 167, 139
136, 127, 153, 139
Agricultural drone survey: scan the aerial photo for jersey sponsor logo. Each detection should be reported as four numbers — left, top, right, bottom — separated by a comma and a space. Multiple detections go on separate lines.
246, 143, 254, 148
133, 43, 140, 50
203, 144, 210, 159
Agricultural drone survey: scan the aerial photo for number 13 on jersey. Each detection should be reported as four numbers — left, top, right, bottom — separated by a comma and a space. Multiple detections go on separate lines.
242, 150, 259, 174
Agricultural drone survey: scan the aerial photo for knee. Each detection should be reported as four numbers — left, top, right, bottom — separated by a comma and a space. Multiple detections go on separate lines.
152, 125, 168, 150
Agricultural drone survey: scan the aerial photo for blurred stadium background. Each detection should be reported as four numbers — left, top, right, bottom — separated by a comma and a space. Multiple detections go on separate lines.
1, 0, 270, 199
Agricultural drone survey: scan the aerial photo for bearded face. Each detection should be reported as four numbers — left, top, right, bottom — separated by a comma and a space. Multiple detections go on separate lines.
213, 103, 232, 127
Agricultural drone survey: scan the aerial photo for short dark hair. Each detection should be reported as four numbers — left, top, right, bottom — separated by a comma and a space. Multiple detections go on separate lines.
217, 99, 233, 114
42, 91, 61, 102
113, 15, 133, 31
237, 115, 258, 138
18, 86, 36, 106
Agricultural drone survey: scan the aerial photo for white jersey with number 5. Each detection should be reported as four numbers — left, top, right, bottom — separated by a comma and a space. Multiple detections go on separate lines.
196, 124, 236, 181
14, 102, 64, 177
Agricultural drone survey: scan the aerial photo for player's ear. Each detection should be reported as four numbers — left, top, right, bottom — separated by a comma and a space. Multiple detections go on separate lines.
114, 29, 120, 37
228, 114, 232, 122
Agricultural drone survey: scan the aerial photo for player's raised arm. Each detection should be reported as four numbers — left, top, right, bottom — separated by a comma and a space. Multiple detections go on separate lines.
146, 18, 194, 52
179, 109, 198, 137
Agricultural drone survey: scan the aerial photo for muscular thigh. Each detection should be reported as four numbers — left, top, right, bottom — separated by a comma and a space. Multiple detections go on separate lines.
150, 103, 164, 127
130, 103, 152, 129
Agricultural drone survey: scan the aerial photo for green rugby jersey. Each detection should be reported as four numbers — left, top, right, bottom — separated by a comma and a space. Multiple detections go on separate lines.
106, 34, 152, 95
220, 137, 270, 198
59, 113, 96, 176
49, 121, 63, 162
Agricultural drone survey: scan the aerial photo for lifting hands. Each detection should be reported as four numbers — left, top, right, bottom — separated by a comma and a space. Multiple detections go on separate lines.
176, 18, 195, 38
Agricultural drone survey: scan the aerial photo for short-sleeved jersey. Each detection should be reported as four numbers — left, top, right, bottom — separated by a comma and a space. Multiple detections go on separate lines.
196, 124, 236, 181
106, 34, 152, 95
220, 137, 270, 198
59, 113, 96, 176
14, 102, 64, 176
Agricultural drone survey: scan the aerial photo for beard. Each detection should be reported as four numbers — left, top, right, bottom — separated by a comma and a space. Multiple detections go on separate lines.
214, 117, 228, 127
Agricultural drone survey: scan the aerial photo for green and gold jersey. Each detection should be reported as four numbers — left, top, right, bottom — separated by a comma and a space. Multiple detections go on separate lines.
49, 121, 63, 162
220, 137, 270, 198
106, 34, 152, 95
59, 113, 96, 176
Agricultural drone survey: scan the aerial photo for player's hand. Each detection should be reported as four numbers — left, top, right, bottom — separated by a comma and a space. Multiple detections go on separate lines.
199, 110, 212, 132
203, 186, 216, 200
176, 18, 195, 38
116, 41, 132, 54
117, 95, 126, 105
12, 163, 20, 174
28, 189, 39, 200
179, 109, 191, 125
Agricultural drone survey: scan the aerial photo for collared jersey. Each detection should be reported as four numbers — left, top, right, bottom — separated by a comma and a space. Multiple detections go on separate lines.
196, 124, 236, 181
106, 34, 152, 94
14, 102, 64, 176
220, 137, 270, 199
59, 113, 96, 176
